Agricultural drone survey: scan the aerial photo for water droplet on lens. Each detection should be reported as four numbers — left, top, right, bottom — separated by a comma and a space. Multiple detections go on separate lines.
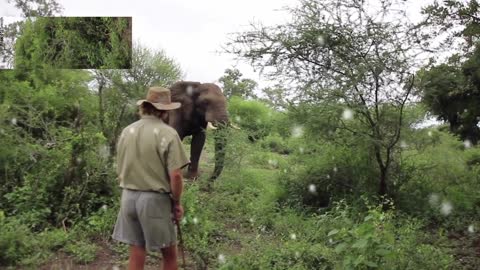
440, 201, 453, 216
291, 125, 304, 138
341, 108, 354, 120
218, 254, 226, 264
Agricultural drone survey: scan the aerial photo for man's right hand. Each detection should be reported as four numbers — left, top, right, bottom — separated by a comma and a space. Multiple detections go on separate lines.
173, 202, 184, 222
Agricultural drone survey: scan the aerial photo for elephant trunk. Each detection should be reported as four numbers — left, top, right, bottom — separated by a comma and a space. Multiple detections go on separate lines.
210, 122, 228, 180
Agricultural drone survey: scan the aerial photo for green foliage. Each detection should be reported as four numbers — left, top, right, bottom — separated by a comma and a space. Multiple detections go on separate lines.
64, 241, 98, 264
0, 217, 36, 266
214, 168, 281, 224
181, 183, 220, 267
217, 201, 453, 270
324, 202, 454, 270
418, 55, 480, 144
248, 151, 288, 170
228, 0, 424, 198
219, 68, 257, 100
0, 215, 68, 266
1, 125, 116, 228
228, 96, 276, 141
397, 130, 480, 227
277, 133, 378, 210
260, 133, 292, 154
258, 84, 289, 110
270, 111, 294, 138
0, 68, 117, 229
419, 0, 480, 145
15, 17, 132, 69
85, 201, 120, 241
422, 0, 480, 48
214, 128, 252, 172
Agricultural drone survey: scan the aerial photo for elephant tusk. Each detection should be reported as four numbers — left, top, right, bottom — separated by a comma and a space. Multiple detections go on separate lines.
207, 122, 218, 130
230, 123, 241, 130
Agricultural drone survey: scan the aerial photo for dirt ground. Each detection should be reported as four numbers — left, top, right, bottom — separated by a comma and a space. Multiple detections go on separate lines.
36, 243, 196, 270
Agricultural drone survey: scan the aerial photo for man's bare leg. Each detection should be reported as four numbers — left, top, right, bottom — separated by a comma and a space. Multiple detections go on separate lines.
128, 245, 146, 270
161, 245, 178, 270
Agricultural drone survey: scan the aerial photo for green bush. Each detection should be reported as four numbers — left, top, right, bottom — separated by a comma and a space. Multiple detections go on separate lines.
1, 71, 117, 230
260, 134, 292, 154
228, 97, 276, 142
38, 229, 69, 250
64, 240, 98, 264
216, 128, 252, 173
213, 168, 281, 226
270, 111, 294, 139
2, 126, 117, 230
249, 151, 289, 170
278, 140, 378, 210
0, 216, 35, 266
397, 130, 480, 227
323, 202, 453, 269
0, 214, 68, 266
218, 201, 454, 270
181, 183, 221, 267
85, 200, 120, 240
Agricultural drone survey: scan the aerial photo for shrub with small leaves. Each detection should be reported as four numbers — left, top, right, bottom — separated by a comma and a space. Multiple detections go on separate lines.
64, 241, 98, 264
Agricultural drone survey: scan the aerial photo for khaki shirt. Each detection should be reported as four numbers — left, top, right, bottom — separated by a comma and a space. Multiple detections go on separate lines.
116, 115, 190, 192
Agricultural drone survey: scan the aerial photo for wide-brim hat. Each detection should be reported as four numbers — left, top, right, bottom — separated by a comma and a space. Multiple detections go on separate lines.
136, 86, 181, 110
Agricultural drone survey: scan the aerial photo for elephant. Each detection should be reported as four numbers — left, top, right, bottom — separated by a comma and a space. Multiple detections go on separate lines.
167, 81, 235, 180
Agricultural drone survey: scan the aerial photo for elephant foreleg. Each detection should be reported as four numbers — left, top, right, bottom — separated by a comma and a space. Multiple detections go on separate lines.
211, 129, 227, 180
188, 131, 206, 179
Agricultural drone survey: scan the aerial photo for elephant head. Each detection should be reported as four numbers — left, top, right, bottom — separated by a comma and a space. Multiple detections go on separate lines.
168, 81, 229, 180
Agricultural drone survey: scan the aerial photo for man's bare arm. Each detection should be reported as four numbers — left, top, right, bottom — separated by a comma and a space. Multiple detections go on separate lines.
169, 168, 183, 202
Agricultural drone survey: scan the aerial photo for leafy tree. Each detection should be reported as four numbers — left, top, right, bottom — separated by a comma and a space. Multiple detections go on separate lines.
7, 0, 63, 16
422, 0, 480, 50
227, 0, 423, 197
0, 66, 113, 228
417, 54, 480, 144
2, 0, 63, 67
218, 68, 258, 100
15, 17, 132, 69
259, 84, 289, 110
417, 0, 480, 144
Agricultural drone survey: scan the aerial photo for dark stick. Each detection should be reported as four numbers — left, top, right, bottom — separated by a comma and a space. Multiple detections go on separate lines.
171, 198, 187, 268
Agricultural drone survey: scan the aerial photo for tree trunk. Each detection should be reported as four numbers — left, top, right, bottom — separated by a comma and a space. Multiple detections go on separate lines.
98, 79, 105, 136
379, 166, 388, 197
64, 106, 83, 186
374, 142, 389, 198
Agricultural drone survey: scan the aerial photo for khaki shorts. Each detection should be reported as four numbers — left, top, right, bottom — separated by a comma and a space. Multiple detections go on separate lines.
112, 189, 177, 251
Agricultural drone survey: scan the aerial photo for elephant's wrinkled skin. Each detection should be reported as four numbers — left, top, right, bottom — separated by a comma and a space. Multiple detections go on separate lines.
168, 81, 229, 180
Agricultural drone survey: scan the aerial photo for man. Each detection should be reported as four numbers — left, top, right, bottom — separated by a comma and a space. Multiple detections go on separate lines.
112, 86, 190, 270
